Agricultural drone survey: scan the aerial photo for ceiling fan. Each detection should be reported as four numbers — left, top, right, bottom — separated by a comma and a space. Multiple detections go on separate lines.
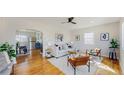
62, 17, 76, 24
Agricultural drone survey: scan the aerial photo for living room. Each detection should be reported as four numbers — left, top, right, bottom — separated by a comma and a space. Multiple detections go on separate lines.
0, 17, 124, 75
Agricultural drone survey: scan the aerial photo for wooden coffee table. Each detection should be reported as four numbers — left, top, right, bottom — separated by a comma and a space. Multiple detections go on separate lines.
68, 55, 90, 75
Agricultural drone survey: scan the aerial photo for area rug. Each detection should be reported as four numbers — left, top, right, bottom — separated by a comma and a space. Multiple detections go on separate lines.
48, 56, 104, 75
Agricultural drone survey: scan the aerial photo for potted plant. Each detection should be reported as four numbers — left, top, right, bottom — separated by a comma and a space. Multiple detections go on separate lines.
0, 42, 16, 61
109, 38, 119, 56
109, 39, 119, 60
109, 38, 119, 49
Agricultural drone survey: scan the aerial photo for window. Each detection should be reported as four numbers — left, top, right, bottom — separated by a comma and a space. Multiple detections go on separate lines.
16, 35, 28, 42
84, 32, 94, 45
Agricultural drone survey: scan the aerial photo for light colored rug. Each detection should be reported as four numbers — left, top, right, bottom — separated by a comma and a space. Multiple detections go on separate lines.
95, 63, 118, 75
48, 56, 106, 75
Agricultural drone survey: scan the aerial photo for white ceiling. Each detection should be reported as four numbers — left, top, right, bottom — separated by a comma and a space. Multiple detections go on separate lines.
23, 17, 121, 29
5, 17, 121, 30
67, 17, 121, 29
44, 17, 121, 30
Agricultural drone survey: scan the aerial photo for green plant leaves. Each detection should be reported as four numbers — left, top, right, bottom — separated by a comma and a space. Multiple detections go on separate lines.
0, 42, 16, 61
110, 39, 119, 48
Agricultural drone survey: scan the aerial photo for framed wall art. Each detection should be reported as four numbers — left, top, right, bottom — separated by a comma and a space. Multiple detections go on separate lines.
100, 33, 109, 41
75, 35, 80, 41
55, 33, 63, 42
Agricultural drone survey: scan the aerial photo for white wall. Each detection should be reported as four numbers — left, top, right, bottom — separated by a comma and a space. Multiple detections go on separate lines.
0, 18, 71, 56
0, 18, 16, 44
0, 18, 120, 58
71, 22, 120, 57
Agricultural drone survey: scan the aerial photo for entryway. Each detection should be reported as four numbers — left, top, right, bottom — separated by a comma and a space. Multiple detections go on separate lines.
16, 29, 43, 64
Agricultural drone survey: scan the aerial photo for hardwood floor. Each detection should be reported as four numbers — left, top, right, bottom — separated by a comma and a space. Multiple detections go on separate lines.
14, 49, 64, 75
14, 49, 121, 75
102, 57, 121, 74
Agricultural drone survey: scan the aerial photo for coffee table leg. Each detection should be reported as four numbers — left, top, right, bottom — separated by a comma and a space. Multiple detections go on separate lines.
67, 61, 69, 66
88, 65, 90, 72
74, 67, 76, 75
88, 61, 90, 72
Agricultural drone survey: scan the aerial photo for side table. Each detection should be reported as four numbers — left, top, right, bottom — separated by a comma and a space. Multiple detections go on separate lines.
109, 48, 117, 60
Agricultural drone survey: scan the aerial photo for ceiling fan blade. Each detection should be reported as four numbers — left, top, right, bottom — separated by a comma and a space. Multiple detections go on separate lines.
68, 17, 74, 22
61, 17, 76, 24
71, 22, 76, 24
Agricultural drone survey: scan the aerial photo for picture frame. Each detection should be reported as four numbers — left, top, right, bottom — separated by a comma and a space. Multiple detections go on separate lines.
75, 35, 80, 41
55, 33, 63, 42
100, 33, 109, 41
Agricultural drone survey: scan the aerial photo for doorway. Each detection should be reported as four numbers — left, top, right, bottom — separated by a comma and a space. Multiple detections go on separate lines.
16, 29, 43, 57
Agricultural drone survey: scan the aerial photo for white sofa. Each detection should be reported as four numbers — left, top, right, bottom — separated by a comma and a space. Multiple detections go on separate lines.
51, 42, 74, 58
0, 52, 14, 75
